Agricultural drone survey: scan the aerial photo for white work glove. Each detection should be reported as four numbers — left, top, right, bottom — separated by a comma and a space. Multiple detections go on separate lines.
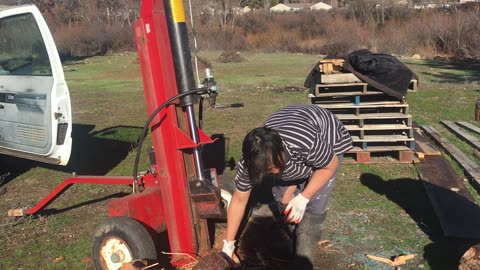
283, 193, 309, 224
221, 239, 236, 258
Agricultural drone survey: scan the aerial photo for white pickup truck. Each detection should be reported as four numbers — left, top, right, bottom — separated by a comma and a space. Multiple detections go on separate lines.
0, 4, 72, 166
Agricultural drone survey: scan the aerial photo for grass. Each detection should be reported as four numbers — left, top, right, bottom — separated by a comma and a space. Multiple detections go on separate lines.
1, 52, 480, 269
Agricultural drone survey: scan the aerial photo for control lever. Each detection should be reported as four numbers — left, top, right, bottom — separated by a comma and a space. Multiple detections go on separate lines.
213, 103, 244, 109
198, 68, 244, 128
202, 68, 244, 109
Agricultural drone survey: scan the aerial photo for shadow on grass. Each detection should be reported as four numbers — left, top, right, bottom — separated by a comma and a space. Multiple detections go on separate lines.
360, 173, 480, 269
0, 124, 141, 185
407, 58, 480, 84
42, 192, 129, 215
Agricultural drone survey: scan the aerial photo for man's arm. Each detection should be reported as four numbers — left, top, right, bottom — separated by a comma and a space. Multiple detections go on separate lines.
284, 155, 339, 223
226, 189, 251, 241
282, 185, 297, 204
301, 154, 339, 200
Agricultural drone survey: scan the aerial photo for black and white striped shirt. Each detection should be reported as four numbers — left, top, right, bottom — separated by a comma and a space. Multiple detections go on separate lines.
235, 105, 352, 192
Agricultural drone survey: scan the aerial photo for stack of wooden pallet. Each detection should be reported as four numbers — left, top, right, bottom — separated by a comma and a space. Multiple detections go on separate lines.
311, 59, 418, 163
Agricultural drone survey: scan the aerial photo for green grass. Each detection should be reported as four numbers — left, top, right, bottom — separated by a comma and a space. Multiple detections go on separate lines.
1, 52, 480, 269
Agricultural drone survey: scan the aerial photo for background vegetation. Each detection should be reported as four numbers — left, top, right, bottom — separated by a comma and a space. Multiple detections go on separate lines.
1, 50, 479, 270
7, 0, 480, 59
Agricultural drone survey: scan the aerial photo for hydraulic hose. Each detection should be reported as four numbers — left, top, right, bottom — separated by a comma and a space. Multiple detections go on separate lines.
133, 88, 208, 192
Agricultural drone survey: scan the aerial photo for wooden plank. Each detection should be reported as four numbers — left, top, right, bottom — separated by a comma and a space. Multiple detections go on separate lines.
348, 145, 412, 152
324, 63, 333, 73
416, 155, 480, 239
344, 124, 411, 131
320, 58, 344, 64
321, 73, 361, 84
336, 112, 411, 120
421, 125, 480, 183
457, 122, 480, 136
442, 121, 480, 151
314, 91, 383, 98
317, 102, 406, 109
316, 82, 368, 88
413, 125, 441, 156
351, 135, 414, 142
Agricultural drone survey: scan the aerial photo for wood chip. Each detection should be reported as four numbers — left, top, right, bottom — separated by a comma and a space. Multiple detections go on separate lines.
366, 254, 416, 267
318, 240, 333, 249
392, 254, 416, 266
52, 256, 65, 263
367, 254, 395, 266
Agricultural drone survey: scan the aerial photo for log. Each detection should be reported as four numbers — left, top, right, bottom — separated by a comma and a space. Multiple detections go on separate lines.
459, 244, 480, 270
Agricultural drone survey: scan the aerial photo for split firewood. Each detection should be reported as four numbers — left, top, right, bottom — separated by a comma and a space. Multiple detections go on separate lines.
366, 254, 415, 267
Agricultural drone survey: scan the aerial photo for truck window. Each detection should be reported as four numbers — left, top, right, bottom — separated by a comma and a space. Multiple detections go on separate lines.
0, 13, 52, 76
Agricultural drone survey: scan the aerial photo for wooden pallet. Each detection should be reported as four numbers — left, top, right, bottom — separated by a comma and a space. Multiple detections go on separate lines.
335, 112, 412, 127
321, 73, 361, 84
312, 83, 410, 106
315, 82, 371, 96
310, 75, 415, 163
344, 145, 414, 164
319, 101, 409, 115
350, 135, 414, 151
312, 94, 401, 106
316, 101, 414, 154
315, 77, 418, 97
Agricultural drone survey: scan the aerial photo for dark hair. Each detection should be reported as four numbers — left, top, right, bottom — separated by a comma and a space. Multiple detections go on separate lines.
242, 127, 285, 183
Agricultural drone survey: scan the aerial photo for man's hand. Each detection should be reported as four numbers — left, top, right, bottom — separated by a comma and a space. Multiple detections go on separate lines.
283, 193, 309, 224
221, 239, 236, 258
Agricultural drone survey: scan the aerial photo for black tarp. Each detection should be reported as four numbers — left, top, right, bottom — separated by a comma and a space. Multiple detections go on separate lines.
343, 49, 418, 100
304, 50, 418, 100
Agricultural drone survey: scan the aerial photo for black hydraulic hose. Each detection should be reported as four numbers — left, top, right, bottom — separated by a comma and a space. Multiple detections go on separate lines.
133, 88, 208, 189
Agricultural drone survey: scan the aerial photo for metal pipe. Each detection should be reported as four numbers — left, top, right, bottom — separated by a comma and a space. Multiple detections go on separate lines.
186, 106, 205, 180
164, 0, 205, 181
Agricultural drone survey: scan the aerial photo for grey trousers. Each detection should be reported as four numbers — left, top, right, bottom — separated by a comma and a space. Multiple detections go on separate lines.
249, 155, 343, 266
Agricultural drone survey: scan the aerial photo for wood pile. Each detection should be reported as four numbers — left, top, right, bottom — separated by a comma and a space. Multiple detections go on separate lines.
311, 58, 418, 163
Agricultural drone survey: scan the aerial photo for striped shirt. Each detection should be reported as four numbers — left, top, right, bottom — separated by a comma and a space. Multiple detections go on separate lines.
235, 105, 352, 192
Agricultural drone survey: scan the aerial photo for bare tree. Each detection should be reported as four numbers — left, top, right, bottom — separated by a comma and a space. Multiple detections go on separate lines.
208, 0, 242, 30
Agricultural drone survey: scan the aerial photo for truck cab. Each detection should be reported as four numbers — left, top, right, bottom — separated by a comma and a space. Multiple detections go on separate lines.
0, 4, 72, 165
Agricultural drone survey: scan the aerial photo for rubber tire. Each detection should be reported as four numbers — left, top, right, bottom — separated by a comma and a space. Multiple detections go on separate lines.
91, 216, 157, 270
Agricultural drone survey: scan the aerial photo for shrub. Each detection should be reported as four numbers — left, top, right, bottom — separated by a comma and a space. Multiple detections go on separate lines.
53, 22, 134, 59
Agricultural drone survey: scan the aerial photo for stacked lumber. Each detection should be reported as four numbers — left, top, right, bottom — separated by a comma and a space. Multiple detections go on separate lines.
311, 59, 416, 163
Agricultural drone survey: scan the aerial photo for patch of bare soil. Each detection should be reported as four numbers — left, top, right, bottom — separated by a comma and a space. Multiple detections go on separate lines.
204, 217, 343, 270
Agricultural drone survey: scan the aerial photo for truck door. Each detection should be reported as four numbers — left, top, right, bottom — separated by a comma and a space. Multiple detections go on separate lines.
0, 5, 72, 165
